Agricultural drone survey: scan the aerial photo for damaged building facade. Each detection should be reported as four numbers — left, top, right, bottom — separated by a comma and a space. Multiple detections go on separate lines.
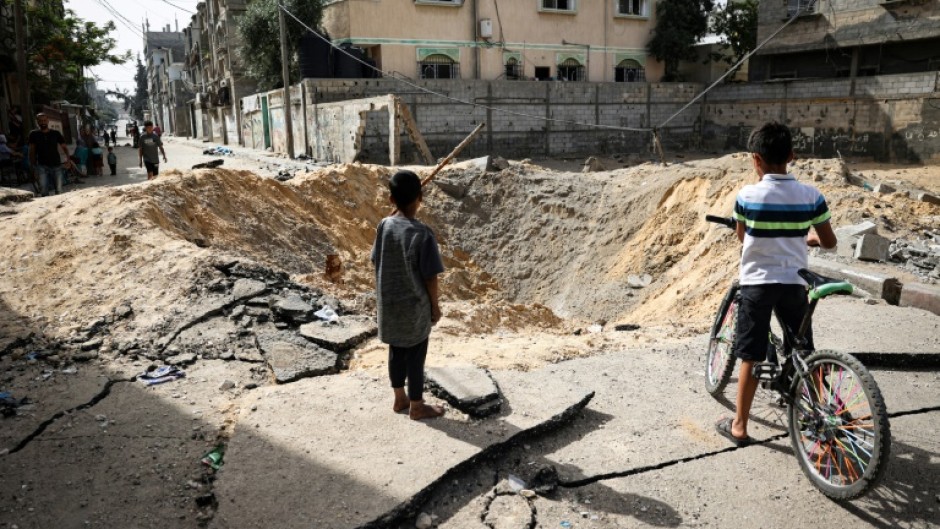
144, 27, 192, 137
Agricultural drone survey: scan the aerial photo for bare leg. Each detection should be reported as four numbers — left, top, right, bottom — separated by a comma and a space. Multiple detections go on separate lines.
392, 387, 409, 413
733, 360, 759, 439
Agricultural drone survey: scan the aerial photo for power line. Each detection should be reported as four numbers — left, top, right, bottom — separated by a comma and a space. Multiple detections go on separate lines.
157, 0, 194, 14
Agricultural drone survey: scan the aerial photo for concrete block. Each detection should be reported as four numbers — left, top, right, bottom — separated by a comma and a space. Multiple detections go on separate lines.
809, 257, 902, 304
426, 365, 502, 418
898, 282, 940, 317
916, 192, 940, 205
854, 233, 891, 262
872, 182, 896, 195
832, 221, 878, 258
298, 315, 377, 352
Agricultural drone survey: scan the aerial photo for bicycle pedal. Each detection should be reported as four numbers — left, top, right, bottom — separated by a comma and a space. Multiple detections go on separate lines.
752, 362, 780, 381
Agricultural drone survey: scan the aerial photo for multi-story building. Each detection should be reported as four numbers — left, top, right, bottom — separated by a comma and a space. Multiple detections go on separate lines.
144, 26, 191, 136
750, 0, 940, 80
184, 0, 252, 145
321, 0, 662, 83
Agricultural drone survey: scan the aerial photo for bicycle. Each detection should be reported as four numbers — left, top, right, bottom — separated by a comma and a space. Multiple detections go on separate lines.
703, 214, 891, 500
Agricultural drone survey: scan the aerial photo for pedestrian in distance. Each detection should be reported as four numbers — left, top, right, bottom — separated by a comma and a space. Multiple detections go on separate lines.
715, 121, 837, 447
107, 146, 117, 176
110, 129, 116, 145
371, 170, 446, 421
73, 139, 89, 178
153, 123, 162, 137
90, 141, 104, 176
139, 121, 167, 180
28, 113, 72, 196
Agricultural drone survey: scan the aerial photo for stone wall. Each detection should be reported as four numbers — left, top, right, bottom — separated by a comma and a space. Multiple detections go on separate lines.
240, 72, 940, 163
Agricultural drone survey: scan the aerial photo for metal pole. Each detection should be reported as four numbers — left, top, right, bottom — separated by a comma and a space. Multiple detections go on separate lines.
14, 0, 33, 133
278, 4, 295, 158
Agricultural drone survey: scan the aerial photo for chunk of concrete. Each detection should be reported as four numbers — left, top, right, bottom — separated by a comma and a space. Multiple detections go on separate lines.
831, 221, 879, 258
232, 279, 268, 301
582, 156, 605, 172
809, 257, 902, 304
298, 315, 377, 352
898, 282, 940, 316
916, 192, 940, 205
271, 295, 315, 324
426, 365, 501, 418
210, 370, 594, 529
256, 331, 337, 383
854, 233, 890, 262
872, 183, 896, 194
627, 274, 653, 289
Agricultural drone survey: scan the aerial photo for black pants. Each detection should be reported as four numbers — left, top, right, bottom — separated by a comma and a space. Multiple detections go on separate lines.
389, 338, 429, 401
734, 284, 813, 362
109, 163, 116, 175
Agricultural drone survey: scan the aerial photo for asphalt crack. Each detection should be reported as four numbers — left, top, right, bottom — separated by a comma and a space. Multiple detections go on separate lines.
560, 405, 940, 488
7, 377, 135, 454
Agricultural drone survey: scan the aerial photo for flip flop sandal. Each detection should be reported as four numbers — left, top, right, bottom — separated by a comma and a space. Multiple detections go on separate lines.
715, 417, 753, 447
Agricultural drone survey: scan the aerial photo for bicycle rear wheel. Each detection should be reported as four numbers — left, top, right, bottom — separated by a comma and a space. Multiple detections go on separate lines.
705, 286, 738, 396
787, 350, 890, 500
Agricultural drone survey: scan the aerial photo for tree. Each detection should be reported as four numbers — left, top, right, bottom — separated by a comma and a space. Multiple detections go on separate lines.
647, 0, 715, 82
237, 0, 325, 91
25, 4, 131, 105
710, 0, 759, 81
131, 55, 149, 120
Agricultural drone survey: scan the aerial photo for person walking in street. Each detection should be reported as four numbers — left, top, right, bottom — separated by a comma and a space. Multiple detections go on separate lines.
28, 113, 71, 196
138, 120, 167, 180
110, 129, 117, 145
107, 146, 117, 176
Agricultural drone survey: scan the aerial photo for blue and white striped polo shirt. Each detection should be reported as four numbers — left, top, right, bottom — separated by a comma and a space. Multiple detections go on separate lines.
733, 174, 831, 285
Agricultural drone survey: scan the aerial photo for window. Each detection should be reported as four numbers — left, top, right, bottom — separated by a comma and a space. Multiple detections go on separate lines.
614, 59, 645, 82
505, 57, 522, 80
541, 0, 575, 12
534, 66, 551, 80
418, 54, 460, 79
787, 0, 817, 17
616, 0, 647, 16
557, 58, 585, 81
415, 0, 463, 5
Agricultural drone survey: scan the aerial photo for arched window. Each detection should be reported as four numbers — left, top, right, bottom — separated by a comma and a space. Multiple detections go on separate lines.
557, 58, 584, 82
505, 57, 522, 80
418, 54, 460, 79
614, 59, 645, 82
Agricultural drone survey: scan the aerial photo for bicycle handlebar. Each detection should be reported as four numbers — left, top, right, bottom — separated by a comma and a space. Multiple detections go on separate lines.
705, 215, 736, 229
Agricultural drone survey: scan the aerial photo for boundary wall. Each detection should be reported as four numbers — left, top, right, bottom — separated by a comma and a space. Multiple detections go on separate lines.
239, 72, 940, 164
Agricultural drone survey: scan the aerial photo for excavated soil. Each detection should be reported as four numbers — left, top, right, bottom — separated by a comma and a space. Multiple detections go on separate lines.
0, 155, 937, 371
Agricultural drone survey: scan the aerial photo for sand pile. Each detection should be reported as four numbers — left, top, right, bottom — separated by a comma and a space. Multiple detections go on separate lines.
0, 155, 935, 357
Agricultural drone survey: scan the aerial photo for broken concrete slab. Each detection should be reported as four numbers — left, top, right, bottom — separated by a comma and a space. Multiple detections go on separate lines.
829, 221, 879, 258
898, 282, 940, 316
209, 369, 594, 529
626, 274, 653, 289
809, 257, 902, 304
916, 191, 940, 205
298, 315, 377, 352
872, 182, 896, 194
231, 278, 268, 301
426, 365, 501, 418
270, 295, 315, 324
255, 330, 337, 383
854, 233, 890, 262
0, 187, 34, 205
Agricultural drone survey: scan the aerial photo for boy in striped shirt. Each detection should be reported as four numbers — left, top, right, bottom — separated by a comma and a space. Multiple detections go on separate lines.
716, 122, 837, 447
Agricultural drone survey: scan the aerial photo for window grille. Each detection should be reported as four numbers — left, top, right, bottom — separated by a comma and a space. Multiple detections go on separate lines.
418, 54, 460, 79
557, 58, 585, 81
614, 59, 645, 82
617, 0, 646, 16
787, 0, 816, 17
541, 0, 574, 11
505, 58, 522, 80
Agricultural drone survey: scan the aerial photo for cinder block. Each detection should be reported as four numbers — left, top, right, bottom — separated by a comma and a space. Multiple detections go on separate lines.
854, 233, 891, 262
872, 183, 895, 194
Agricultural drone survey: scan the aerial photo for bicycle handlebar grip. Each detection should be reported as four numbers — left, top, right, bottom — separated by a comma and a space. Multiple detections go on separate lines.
705, 215, 736, 229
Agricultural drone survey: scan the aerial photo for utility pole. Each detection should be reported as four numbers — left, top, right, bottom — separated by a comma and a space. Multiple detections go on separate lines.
278, 3, 294, 158
13, 0, 32, 132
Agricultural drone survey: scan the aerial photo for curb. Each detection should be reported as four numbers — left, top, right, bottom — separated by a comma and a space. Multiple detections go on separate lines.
809, 257, 902, 305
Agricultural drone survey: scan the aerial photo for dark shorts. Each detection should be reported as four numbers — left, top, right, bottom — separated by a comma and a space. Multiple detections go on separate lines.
733, 284, 813, 362
144, 161, 159, 176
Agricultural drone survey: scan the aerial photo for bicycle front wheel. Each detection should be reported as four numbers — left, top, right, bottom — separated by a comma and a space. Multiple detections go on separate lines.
705, 286, 738, 396
787, 350, 891, 500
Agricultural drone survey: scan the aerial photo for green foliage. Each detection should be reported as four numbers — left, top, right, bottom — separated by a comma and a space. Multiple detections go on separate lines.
132, 55, 149, 120
237, 0, 325, 91
25, 4, 131, 105
647, 0, 715, 82
710, 0, 759, 80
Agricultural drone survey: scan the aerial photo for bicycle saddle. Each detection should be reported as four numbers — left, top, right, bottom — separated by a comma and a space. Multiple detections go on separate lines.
798, 268, 854, 299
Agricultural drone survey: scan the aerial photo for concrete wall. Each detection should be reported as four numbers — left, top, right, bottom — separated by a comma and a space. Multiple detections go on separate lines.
241, 71, 940, 163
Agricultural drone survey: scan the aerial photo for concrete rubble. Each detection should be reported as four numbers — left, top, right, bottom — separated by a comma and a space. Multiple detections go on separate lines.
426, 364, 502, 418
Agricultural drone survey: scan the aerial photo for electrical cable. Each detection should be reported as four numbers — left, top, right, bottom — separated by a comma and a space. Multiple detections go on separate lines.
656, 0, 819, 129
157, 0, 195, 15
278, 2, 653, 133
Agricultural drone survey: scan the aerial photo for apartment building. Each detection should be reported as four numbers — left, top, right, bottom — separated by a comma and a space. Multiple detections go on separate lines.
750, 0, 940, 80
321, 0, 662, 83
144, 27, 191, 136
184, 0, 253, 144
